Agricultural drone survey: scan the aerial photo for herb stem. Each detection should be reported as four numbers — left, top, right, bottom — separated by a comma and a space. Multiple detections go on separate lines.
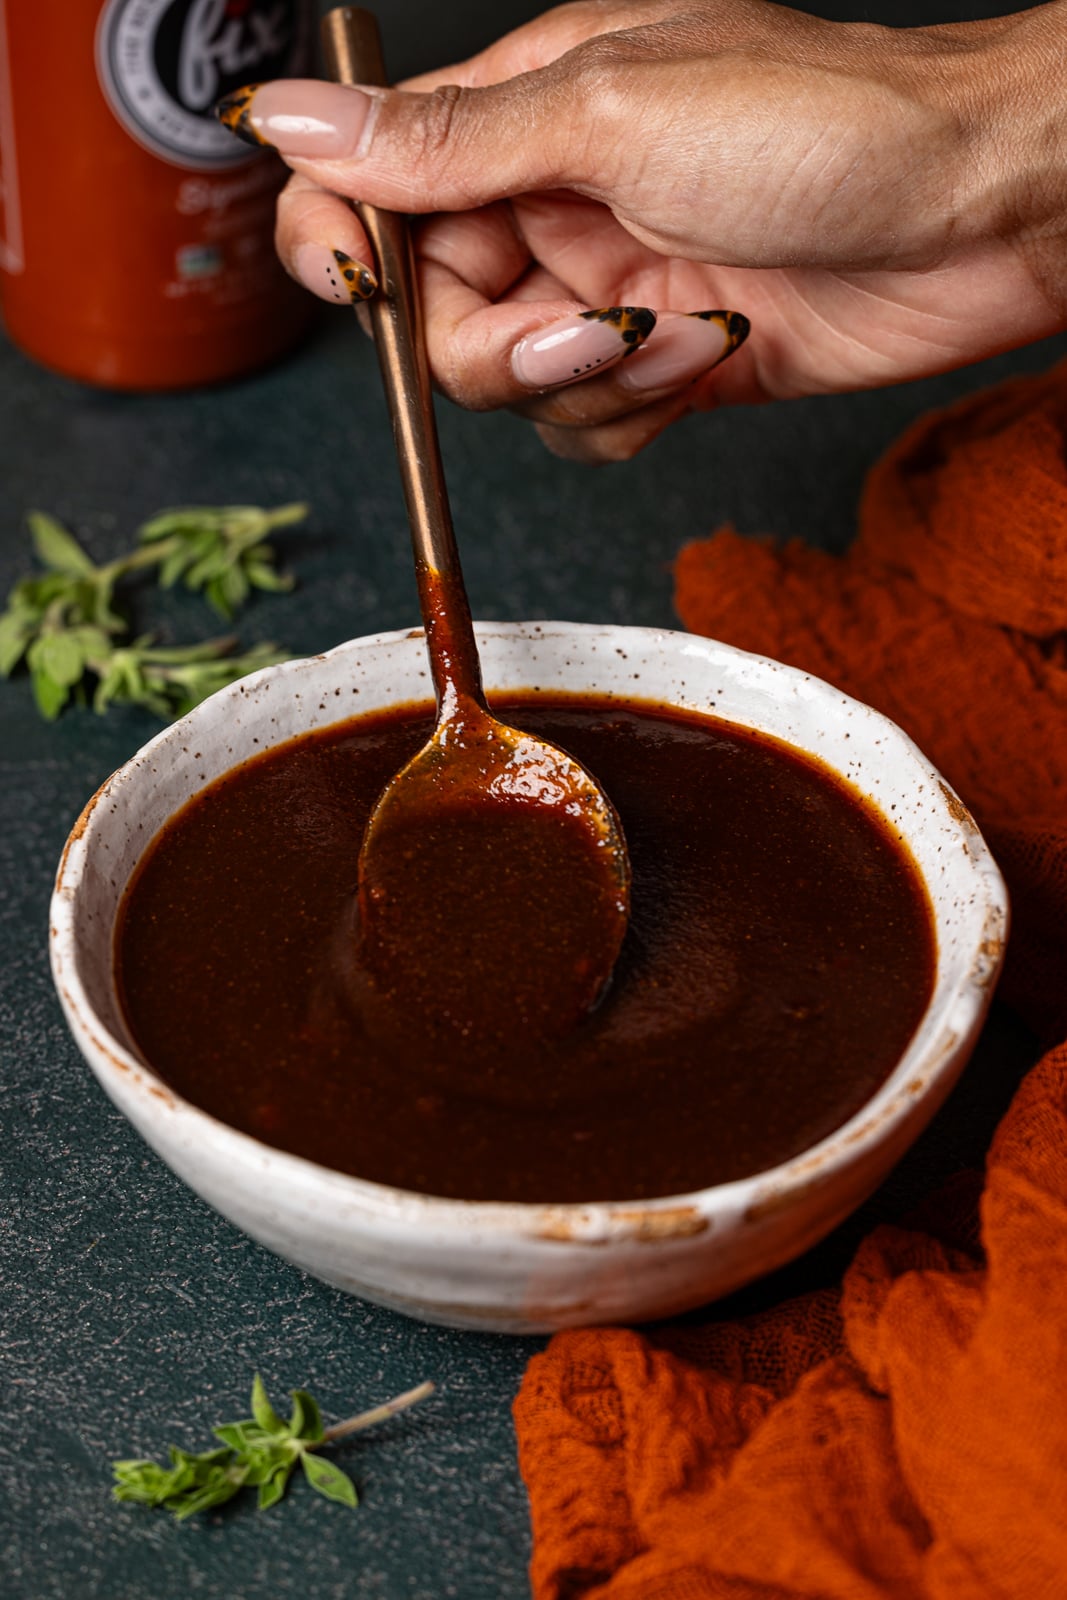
322, 1380, 436, 1443
98, 538, 181, 583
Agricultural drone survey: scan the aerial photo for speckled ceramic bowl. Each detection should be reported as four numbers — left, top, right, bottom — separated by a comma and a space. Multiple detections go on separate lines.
50, 623, 1007, 1333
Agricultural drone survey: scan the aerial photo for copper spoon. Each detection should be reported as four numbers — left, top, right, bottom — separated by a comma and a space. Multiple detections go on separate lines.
322, 7, 630, 1041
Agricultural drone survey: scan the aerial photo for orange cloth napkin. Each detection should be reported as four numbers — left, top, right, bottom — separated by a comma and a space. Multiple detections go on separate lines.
514, 364, 1067, 1598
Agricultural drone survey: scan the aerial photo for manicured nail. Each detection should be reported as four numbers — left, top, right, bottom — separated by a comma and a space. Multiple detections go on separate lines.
511, 307, 657, 390
294, 244, 377, 305
215, 83, 265, 145
216, 79, 377, 159
618, 310, 750, 392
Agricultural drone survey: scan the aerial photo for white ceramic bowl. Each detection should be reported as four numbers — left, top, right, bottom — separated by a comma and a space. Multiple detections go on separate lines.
50, 623, 1007, 1333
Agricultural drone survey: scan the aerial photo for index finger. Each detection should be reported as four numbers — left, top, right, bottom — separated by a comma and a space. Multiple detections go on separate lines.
275, 173, 379, 305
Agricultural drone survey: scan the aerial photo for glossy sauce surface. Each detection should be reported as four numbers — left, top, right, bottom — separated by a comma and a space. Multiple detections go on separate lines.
115, 697, 936, 1202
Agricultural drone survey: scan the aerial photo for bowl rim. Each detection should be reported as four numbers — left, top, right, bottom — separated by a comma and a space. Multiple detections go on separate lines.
49, 619, 1009, 1247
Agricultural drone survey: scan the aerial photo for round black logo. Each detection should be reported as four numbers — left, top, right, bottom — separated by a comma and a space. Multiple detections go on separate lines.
97, 0, 311, 170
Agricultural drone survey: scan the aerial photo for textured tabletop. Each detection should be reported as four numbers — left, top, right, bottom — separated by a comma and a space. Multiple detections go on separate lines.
0, 292, 1060, 1599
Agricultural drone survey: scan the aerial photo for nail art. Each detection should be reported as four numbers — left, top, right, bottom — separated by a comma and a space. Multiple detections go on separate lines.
331, 250, 377, 302
617, 309, 751, 393
294, 244, 377, 305
512, 306, 657, 390
215, 84, 266, 148
580, 306, 657, 356
688, 310, 750, 357
215, 80, 377, 160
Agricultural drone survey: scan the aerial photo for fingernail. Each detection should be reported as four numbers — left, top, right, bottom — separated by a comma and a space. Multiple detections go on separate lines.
216, 79, 378, 159
511, 307, 656, 390
294, 244, 377, 305
618, 310, 750, 392
215, 83, 265, 146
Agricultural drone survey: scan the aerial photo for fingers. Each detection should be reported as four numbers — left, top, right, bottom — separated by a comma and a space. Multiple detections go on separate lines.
276, 174, 378, 305
276, 168, 751, 459
418, 211, 745, 390
509, 310, 750, 462
512, 311, 749, 422
275, 161, 751, 464
534, 388, 696, 464
416, 263, 661, 413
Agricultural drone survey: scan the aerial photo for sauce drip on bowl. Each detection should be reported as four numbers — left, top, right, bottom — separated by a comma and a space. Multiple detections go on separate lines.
115, 695, 936, 1203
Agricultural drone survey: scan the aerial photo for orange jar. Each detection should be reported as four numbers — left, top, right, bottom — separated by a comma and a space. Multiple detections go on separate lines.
0, 0, 314, 389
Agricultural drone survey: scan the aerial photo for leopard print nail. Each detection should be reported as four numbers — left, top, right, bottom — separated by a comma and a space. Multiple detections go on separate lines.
215, 85, 268, 148
687, 310, 751, 357
579, 307, 658, 356
331, 250, 377, 302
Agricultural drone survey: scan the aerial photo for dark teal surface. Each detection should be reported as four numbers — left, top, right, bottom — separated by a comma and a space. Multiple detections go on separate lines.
1, 193, 1062, 1600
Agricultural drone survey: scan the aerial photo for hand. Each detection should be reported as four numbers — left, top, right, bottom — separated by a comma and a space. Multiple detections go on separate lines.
219, 0, 1067, 461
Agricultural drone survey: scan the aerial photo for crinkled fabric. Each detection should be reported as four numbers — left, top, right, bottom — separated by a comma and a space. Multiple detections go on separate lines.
514, 366, 1067, 1599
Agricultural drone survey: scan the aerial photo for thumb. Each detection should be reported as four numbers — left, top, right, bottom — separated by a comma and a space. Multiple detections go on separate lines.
216, 68, 612, 213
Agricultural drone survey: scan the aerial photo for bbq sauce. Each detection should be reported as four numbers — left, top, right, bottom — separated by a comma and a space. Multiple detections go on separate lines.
356, 794, 627, 1046
115, 697, 936, 1203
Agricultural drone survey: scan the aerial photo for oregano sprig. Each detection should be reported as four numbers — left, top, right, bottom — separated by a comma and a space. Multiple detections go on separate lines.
112, 1374, 434, 1519
137, 504, 303, 618
0, 504, 305, 720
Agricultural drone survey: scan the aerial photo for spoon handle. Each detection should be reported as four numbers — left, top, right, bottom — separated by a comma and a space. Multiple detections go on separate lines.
321, 6, 486, 715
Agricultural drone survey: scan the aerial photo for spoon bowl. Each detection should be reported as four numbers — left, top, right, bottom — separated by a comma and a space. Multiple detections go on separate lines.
357, 694, 631, 1041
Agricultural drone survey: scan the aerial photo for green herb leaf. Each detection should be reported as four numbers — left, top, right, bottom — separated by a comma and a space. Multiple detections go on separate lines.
31, 665, 71, 720
257, 1462, 294, 1511
138, 508, 226, 542
212, 1421, 276, 1453
182, 548, 230, 589
0, 611, 36, 677
301, 1453, 358, 1508
290, 1388, 324, 1443
171, 1464, 249, 1521
170, 1445, 233, 1473
112, 1460, 179, 1507
250, 1373, 288, 1437
158, 546, 191, 589
65, 624, 112, 664
287, 1391, 306, 1441
28, 632, 87, 688
27, 511, 94, 575
240, 1444, 297, 1486
245, 562, 294, 595
86, 576, 125, 634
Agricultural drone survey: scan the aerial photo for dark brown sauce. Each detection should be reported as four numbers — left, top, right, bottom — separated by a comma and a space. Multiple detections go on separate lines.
355, 712, 629, 1046
115, 696, 936, 1203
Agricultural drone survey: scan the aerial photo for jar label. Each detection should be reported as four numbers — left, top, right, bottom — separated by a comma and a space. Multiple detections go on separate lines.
96, 0, 310, 171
